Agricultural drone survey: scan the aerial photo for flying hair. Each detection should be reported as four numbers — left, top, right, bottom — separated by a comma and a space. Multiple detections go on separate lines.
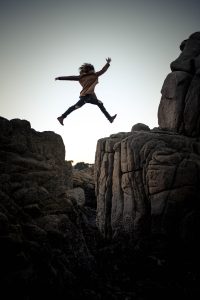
79, 63, 95, 74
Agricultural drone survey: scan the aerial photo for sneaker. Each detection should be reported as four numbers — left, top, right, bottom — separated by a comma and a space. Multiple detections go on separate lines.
57, 116, 64, 125
109, 114, 117, 123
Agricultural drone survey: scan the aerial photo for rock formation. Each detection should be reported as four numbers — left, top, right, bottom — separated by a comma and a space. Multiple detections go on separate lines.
0, 117, 98, 299
158, 32, 200, 136
95, 32, 200, 253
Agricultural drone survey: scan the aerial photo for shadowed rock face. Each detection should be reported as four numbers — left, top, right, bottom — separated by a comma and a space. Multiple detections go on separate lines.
158, 32, 200, 136
0, 117, 72, 195
0, 117, 97, 299
95, 127, 200, 245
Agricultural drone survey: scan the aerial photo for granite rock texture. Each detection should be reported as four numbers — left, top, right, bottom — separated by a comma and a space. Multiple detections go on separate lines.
158, 32, 200, 136
95, 128, 200, 246
95, 33, 200, 250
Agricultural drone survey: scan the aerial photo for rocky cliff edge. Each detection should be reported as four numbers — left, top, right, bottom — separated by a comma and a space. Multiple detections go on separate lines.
95, 33, 200, 253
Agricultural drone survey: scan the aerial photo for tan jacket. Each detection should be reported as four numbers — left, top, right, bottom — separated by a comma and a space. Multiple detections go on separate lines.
57, 62, 110, 96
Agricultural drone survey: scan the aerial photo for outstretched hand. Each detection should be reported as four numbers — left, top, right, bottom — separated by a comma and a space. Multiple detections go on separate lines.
106, 57, 111, 64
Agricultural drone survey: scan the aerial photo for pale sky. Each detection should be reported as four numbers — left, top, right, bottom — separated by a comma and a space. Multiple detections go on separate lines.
1, 0, 200, 164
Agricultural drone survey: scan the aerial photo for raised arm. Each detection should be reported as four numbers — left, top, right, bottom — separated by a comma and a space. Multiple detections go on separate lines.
55, 75, 80, 81
96, 57, 111, 76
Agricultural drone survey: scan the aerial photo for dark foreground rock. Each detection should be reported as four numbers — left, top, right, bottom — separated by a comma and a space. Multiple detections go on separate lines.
0, 117, 99, 299
2, 117, 200, 299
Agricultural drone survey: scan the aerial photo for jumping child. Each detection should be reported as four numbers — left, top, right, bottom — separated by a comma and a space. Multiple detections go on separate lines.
55, 57, 117, 125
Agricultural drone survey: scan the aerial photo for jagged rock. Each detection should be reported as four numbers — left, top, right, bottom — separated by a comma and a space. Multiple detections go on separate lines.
0, 117, 72, 196
158, 32, 200, 136
170, 32, 200, 73
95, 126, 200, 249
0, 117, 98, 299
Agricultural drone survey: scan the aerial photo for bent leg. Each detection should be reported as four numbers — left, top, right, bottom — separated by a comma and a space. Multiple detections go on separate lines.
62, 98, 85, 118
86, 95, 116, 122
95, 99, 113, 121
85, 95, 112, 120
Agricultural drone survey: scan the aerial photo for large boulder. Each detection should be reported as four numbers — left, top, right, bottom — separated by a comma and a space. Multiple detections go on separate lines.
73, 165, 96, 208
95, 126, 200, 249
158, 32, 200, 136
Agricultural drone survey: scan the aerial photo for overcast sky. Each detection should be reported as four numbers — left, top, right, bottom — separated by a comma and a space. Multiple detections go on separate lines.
1, 0, 200, 164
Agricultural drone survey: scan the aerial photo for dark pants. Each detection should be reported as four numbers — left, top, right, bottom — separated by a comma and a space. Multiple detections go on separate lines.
62, 94, 112, 121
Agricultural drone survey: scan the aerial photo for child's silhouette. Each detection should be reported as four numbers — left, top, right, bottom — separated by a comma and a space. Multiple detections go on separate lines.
55, 58, 117, 125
